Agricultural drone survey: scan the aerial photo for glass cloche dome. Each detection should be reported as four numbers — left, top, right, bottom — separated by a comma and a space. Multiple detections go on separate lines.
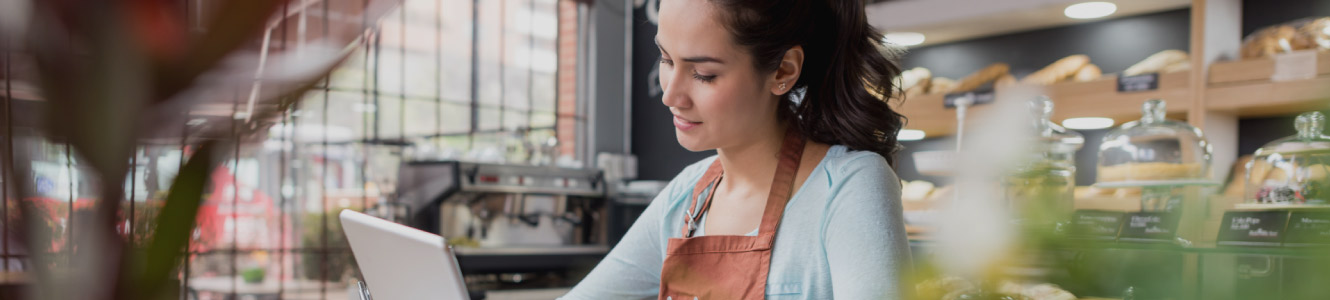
1004, 96, 1084, 221
1096, 99, 1213, 186
1029, 96, 1085, 164
1244, 111, 1330, 206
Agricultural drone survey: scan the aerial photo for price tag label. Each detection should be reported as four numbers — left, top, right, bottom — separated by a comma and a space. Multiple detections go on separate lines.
1117, 73, 1160, 92
1068, 210, 1124, 240
943, 88, 996, 108
1272, 50, 1318, 82
1284, 211, 1330, 247
1217, 211, 1290, 247
1119, 212, 1181, 243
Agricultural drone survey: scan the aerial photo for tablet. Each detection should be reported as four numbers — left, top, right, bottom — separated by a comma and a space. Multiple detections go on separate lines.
340, 209, 470, 300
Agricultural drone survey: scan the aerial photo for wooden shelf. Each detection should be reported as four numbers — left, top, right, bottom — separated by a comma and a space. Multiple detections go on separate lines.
1046, 71, 1194, 122
890, 93, 990, 138
1206, 54, 1330, 118
891, 71, 1193, 137
1208, 52, 1330, 85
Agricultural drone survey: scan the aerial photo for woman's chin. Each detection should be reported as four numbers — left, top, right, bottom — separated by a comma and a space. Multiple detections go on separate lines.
674, 134, 712, 152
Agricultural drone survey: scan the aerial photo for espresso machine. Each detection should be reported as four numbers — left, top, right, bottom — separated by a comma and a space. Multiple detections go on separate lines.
394, 160, 608, 297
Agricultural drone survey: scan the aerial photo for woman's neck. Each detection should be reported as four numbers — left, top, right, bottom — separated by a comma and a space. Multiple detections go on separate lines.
715, 123, 787, 198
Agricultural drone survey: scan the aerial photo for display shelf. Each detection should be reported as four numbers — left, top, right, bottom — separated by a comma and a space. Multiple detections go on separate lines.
1205, 51, 1330, 118
891, 71, 1192, 137
1046, 71, 1194, 121
1206, 76, 1330, 118
890, 92, 991, 138
1207, 52, 1330, 85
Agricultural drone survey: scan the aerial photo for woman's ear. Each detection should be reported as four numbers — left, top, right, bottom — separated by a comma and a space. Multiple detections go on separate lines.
770, 45, 804, 96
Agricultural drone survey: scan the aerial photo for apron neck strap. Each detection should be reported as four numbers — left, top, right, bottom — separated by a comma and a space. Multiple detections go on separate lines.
682, 128, 806, 237
758, 128, 805, 234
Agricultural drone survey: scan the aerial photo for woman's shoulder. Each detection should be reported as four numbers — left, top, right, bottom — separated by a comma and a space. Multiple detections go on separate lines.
820, 145, 898, 181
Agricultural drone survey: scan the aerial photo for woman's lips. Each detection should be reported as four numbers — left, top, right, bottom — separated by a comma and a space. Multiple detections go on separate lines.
673, 115, 701, 130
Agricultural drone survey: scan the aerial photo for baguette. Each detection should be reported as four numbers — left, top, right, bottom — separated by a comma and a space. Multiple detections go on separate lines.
1161, 61, 1191, 73
1073, 64, 1102, 82
1020, 55, 1090, 85
995, 74, 1017, 88
929, 77, 957, 94
952, 63, 1010, 93
1124, 50, 1189, 76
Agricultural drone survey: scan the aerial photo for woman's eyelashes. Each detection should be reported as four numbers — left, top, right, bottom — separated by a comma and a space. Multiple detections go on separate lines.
659, 56, 716, 83
692, 72, 716, 83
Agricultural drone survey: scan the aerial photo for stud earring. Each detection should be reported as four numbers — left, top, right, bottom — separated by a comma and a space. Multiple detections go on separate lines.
779, 83, 786, 91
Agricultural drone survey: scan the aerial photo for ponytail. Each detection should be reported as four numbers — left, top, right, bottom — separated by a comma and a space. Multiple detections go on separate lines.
709, 0, 906, 166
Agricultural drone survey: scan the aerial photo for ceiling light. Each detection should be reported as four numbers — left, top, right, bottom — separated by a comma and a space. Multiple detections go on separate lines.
898, 129, 926, 141
883, 32, 926, 47
1064, 2, 1117, 19
1061, 117, 1115, 130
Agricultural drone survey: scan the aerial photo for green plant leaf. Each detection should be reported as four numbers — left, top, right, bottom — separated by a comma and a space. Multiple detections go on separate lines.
128, 141, 219, 298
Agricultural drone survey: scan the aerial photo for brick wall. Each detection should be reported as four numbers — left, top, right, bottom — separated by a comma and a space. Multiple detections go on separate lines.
555, 0, 579, 157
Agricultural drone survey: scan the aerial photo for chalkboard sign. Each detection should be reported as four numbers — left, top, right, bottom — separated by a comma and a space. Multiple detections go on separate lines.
1119, 212, 1181, 243
943, 88, 996, 108
1068, 210, 1124, 240
1217, 211, 1290, 247
1284, 211, 1330, 247
1117, 73, 1160, 92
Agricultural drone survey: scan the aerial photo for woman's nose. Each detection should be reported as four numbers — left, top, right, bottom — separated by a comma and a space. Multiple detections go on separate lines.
659, 67, 691, 109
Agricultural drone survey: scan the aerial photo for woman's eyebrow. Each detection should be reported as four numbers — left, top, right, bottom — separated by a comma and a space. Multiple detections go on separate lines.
655, 37, 725, 64
655, 37, 669, 56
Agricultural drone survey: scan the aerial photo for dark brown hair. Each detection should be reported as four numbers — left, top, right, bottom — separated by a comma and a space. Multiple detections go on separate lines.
708, 0, 905, 166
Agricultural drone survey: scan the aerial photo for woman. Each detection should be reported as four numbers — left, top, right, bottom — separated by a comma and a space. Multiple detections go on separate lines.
562, 0, 910, 298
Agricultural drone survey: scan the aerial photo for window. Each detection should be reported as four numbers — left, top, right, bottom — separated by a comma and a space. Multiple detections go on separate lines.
0, 0, 582, 299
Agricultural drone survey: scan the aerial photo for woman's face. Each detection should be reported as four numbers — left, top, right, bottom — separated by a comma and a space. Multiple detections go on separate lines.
656, 0, 781, 152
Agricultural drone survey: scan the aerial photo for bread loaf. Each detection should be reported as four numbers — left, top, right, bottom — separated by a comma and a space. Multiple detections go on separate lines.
1124, 50, 1189, 76
1161, 61, 1191, 73
1073, 64, 1102, 82
897, 67, 932, 99
1242, 25, 1314, 59
953, 63, 1010, 92
904, 81, 930, 99
1300, 17, 1330, 50
995, 74, 1017, 88
928, 77, 957, 94
1020, 55, 1090, 85
900, 67, 932, 90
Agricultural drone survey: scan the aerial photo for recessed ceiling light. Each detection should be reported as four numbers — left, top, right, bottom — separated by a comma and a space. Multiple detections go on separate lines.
898, 129, 926, 141
1061, 117, 1115, 130
883, 32, 926, 47
1064, 2, 1117, 20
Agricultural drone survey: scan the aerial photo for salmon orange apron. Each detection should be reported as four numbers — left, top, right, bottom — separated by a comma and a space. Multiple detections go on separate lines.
657, 129, 807, 300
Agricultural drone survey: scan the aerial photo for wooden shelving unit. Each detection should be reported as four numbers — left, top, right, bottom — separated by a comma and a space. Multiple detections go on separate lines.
890, 70, 1194, 137
893, 0, 1328, 176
